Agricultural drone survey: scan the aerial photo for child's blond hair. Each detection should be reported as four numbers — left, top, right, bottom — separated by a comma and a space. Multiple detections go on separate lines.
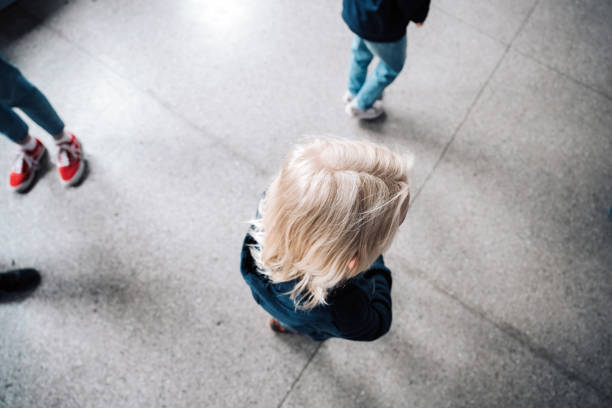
249, 138, 411, 309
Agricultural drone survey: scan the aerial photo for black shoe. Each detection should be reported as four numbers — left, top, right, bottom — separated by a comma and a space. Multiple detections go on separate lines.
0, 268, 41, 294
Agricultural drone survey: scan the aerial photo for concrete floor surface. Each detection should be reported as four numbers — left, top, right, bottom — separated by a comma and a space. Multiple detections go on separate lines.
0, 0, 611, 407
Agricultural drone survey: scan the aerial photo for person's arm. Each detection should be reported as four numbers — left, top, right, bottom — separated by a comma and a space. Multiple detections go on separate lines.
332, 257, 393, 341
397, 0, 431, 25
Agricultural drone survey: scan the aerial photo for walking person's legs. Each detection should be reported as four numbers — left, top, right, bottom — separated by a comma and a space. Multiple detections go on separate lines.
0, 55, 85, 189
356, 35, 407, 110
0, 55, 64, 138
346, 35, 407, 119
346, 36, 374, 101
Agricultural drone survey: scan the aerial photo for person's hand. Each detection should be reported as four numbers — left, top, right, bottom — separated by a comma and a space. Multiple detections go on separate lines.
416, 23, 424, 27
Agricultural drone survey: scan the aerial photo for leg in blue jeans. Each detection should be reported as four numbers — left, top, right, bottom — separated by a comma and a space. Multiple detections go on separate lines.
0, 104, 29, 143
348, 37, 374, 96
0, 55, 64, 144
349, 35, 407, 110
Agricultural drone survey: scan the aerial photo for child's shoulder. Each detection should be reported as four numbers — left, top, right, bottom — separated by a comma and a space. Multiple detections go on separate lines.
328, 273, 373, 304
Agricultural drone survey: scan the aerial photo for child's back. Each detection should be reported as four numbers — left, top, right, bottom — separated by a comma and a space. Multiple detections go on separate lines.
240, 138, 411, 341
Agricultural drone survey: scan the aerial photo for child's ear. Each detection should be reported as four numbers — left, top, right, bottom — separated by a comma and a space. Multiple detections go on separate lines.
348, 257, 358, 270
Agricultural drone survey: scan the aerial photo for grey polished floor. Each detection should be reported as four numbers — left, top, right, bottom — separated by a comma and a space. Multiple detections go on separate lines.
0, 1, 611, 407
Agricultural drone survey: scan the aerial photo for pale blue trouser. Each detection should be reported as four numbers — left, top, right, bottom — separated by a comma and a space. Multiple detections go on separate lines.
348, 34, 407, 110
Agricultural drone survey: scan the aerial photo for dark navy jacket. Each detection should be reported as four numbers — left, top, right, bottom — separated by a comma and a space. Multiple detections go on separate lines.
342, 0, 431, 42
240, 234, 393, 341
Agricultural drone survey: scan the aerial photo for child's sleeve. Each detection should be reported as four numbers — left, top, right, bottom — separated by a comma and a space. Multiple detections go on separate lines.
397, 0, 431, 24
332, 256, 393, 341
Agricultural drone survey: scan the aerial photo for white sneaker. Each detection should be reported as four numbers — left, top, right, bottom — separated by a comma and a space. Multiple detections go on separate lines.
345, 100, 384, 120
343, 90, 383, 105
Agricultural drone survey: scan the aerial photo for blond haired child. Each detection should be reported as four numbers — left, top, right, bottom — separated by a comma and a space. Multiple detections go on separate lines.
240, 138, 411, 341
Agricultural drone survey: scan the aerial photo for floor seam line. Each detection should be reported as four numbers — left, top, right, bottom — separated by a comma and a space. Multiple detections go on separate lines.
399, 263, 610, 402
277, 343, 323, 408
411, 49, 506, 203
511, 48, 612, 102
397, 0, 611, 401
432, 5, 508, 47
412, 0, 540, 205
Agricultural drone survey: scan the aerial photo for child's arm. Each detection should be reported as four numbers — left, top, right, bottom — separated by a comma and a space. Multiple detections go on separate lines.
396, 0, 431, 25
332, 256, 392, 341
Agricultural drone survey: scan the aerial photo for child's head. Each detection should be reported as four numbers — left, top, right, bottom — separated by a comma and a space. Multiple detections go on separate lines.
250, 138, 411, 309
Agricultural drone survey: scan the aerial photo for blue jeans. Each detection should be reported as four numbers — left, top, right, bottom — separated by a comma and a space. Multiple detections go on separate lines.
347, 35, 407, 110
0, 54, 64, 144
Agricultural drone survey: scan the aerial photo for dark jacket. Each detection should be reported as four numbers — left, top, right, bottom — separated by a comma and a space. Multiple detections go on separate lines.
240, 233, 393, 341
342, 0, 431, 42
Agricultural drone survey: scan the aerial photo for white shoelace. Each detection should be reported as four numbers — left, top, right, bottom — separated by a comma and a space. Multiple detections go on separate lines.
11, 150, 34, 174
57, 141, 79, 168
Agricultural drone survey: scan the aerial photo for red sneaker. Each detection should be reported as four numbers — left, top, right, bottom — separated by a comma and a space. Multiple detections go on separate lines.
269, 318, 295, 334
9, 139, 47, 192
57, 132, 85, 186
